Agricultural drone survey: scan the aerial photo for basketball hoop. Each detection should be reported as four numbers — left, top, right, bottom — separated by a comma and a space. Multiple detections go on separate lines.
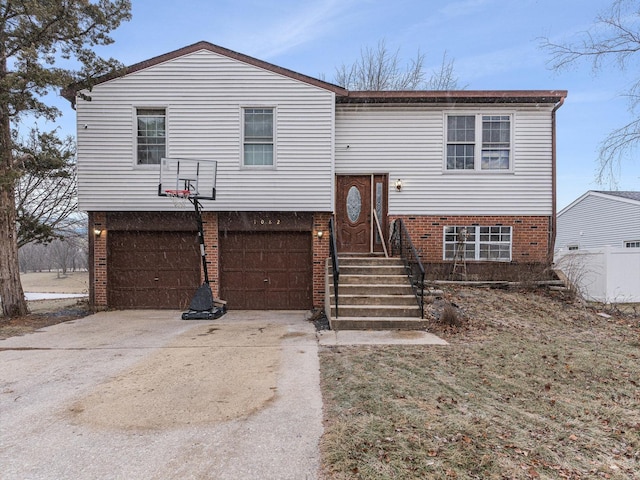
164, 189, 191, 208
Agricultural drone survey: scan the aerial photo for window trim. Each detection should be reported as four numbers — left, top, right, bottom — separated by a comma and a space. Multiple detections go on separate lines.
134, 106, 168, 167
443, 112, 514, 173
241, 106, 276, 169
624, 240, 640, 248
443, 225, 513, 262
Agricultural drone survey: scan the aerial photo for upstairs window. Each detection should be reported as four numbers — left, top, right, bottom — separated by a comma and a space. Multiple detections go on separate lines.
624, 240, 640, 248
136, 108, 166, 165
243, 108, 274, 166
446, 114, 512, 171
444, 226, 512, 261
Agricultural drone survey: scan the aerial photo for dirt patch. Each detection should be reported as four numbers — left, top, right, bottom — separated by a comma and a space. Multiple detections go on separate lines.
69, 322, 286, 430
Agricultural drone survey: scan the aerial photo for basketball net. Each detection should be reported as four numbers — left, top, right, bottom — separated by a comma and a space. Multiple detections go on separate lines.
165, 189, 191, 209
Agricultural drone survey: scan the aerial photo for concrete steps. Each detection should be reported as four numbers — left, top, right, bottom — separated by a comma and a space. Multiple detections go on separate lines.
328, 256, 425, 331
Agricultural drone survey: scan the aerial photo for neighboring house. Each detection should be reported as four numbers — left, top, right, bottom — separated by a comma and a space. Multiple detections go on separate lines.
63, 41, 567, 311
555, 191, 640, 252
555, 191, 640, 303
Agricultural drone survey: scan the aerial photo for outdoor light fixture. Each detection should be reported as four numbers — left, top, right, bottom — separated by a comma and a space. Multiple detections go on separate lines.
93, 228, 103, 237
317, 231, 323, 239
395, 179, 403, 191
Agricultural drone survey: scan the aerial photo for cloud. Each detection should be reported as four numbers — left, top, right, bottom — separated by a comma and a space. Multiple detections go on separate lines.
235, 0, 365, 60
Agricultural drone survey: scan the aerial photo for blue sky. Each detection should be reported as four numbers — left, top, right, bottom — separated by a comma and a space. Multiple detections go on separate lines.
50, 0, 640, 209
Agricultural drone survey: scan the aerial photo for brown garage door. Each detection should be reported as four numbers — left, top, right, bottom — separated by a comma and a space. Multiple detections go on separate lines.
108, 231, 200, 309
220, 232, 312, 310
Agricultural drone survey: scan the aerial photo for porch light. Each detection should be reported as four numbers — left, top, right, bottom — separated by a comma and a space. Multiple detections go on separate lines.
93, 228, 103, 237
395, 179, 403, 191
317, 231, 323, 239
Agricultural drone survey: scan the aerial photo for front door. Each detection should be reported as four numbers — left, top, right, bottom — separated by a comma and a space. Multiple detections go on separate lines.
336, 175, 388, 253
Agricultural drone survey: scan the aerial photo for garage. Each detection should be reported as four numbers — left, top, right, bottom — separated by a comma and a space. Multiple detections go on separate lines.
107, 231, 200, 309
219, 230, 313, 310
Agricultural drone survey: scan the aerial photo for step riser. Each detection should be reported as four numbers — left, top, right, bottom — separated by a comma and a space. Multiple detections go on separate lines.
337, 275, 409, 285
338, 258, 405, 267
331, 285, 414, 296
337, 266, 407, 275
330, 306, 421, 318
330, 319, 429, 331
330, 295, 417, 306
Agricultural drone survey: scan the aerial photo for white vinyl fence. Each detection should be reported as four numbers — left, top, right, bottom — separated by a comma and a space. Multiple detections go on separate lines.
555, 247, 640, 303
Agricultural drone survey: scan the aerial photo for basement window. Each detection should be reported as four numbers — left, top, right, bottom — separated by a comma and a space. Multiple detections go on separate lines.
443, 226, 512, 261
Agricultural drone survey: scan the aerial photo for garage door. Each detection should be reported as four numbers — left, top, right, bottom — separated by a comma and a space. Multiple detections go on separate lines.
220, 232, 312, 310
108, 231, 200, 309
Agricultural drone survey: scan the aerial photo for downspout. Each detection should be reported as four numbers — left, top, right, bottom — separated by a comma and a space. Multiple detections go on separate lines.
550, 94, 566, 264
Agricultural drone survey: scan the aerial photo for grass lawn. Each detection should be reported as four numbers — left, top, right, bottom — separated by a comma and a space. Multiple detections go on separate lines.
319, 288, 640, 479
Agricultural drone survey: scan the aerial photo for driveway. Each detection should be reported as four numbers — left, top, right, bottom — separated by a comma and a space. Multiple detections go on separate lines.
0, 310, 322, 479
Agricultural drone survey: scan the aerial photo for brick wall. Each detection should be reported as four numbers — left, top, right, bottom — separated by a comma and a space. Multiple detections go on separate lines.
201, 211, 219, 298
313, 212, 332, 309
89, 212, 108, 310
390, 215, 552, 265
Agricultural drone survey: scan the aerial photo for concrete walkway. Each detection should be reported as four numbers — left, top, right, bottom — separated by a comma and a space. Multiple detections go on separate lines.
0, 310, 322, 480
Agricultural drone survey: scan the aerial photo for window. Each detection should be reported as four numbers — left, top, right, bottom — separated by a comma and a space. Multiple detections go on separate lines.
243, 108, 274, 166
446, 114, 511, 171
568, 245, 579, 251
624, 240, 640, 248
136, 108, 166, 165
444, 226, 512, 261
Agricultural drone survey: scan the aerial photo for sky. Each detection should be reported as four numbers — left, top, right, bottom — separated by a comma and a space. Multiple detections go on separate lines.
47, 0, 640, 210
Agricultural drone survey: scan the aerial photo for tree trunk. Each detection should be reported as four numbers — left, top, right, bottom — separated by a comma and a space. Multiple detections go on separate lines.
0, 57, 29, 318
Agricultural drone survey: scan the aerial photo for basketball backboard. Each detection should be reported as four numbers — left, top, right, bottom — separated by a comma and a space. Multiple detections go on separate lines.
158, 158, 217, 200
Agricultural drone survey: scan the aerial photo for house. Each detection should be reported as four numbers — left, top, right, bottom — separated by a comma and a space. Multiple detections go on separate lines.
63, 41, 567, 312
555, 190, 640, 252
555, 191, 640, 303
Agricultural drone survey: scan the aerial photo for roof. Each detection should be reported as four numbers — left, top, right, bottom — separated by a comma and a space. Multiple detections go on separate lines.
592, 190, 640, 202
558, 190, 640, 217
62, 41, 567, 107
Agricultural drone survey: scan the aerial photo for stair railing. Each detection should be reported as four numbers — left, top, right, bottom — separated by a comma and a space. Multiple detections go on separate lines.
329, 216, 340, 318
391, 218, 425, 318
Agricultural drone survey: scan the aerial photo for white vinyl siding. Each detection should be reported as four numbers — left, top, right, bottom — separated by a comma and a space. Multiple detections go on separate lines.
76, 49, 334, 212
556, 192, 640, 252
335, 105, 554, 216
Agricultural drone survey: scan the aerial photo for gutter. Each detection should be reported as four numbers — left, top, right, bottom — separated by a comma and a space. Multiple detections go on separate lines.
549, 94, 567, 262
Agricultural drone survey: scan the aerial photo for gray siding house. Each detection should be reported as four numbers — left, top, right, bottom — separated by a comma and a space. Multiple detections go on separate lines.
556, 191, 640, 252
63, 41, 566, 311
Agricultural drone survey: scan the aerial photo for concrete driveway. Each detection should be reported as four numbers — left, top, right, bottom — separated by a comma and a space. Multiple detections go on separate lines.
0, 310, 322, 479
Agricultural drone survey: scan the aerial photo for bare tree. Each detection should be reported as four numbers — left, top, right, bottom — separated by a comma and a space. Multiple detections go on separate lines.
541, 0, 640, 185
333, 40, 461, 91
14, 128, 82, 248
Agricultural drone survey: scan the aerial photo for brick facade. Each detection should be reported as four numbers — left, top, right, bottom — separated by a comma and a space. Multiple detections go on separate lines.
201, 211, 219, 298
313, 212, 332, 309
391, 214, 552, 269
89, 212, 108, 309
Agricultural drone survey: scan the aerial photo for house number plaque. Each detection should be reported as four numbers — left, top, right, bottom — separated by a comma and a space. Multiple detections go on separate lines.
219, 212, 313, 232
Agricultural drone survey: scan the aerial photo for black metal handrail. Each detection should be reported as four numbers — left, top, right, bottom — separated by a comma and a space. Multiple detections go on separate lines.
391, 218, 425, 318
328, 216, 340, 318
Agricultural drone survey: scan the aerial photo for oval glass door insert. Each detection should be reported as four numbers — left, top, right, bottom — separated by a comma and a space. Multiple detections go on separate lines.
346, 186, 362, 223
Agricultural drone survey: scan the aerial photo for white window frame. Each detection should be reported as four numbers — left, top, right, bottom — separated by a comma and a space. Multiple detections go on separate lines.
444, 112, 514, 172
242, 106, 276, 168
135, 107, 167, 166
567, 244, 579, 251
624, 240, 640, 248
443, 225, 513, 262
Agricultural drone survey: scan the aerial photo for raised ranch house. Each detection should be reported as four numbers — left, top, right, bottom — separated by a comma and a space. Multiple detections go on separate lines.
63, 41, 566, 322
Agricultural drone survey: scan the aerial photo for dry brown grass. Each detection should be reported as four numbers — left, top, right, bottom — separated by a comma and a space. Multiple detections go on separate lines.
319, 287, 640, 479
